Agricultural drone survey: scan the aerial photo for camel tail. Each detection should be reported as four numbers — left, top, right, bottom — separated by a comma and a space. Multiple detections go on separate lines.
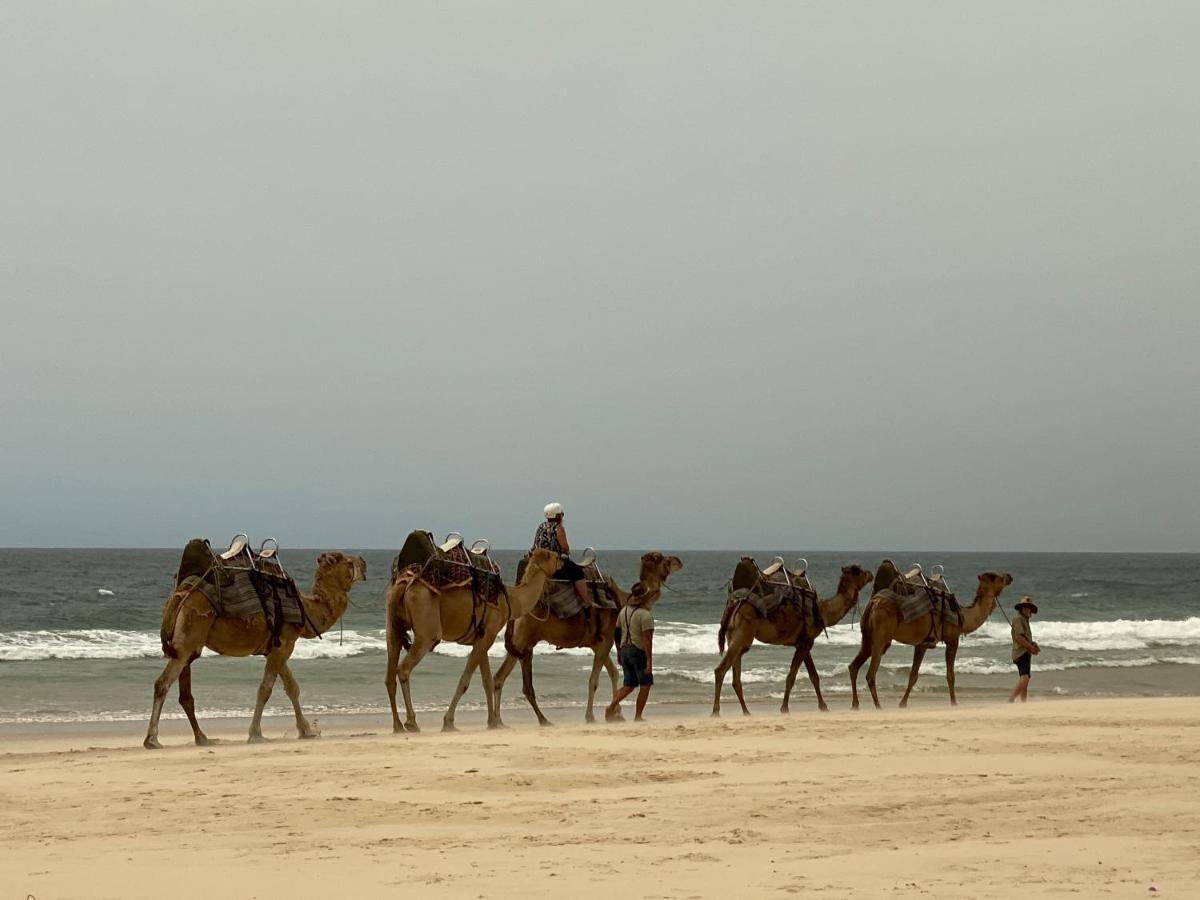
385, 579, 413, 652
159, 586, 186, 658
717, 597, 736, 654
503, 618, 522, 660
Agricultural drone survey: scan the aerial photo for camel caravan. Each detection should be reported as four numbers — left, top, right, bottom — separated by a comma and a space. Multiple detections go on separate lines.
144, 522, 1014, 748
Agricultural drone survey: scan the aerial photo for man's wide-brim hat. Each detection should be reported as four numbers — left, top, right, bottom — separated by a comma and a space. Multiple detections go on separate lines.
1015, 597, 1038, 614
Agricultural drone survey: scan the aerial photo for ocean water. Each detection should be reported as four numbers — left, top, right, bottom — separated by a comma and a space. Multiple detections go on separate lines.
0, 549, 1197, 727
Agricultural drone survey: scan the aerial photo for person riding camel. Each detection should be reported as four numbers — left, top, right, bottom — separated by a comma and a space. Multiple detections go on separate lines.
532, 503, 599, 641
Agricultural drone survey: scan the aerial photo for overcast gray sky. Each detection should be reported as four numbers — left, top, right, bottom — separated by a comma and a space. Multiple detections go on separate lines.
2, 2, 1197, 551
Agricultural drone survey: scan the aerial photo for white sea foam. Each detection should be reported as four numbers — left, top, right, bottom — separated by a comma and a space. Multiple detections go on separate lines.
97, 588, 115, 596
3, 616, 1199, 662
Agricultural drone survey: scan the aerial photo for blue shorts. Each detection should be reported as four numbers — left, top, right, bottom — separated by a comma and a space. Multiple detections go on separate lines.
619, 646, 653, 688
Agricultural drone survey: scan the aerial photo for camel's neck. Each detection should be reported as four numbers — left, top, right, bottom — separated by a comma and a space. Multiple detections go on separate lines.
306, 572, 351, 636
959, 591, 998, 634
509, 568, 554, 618
817, 580, 862, 627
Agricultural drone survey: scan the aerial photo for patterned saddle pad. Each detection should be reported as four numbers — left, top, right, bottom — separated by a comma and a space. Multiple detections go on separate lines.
517, 557, 616, 618
173, 536, 305, 646
729, 557, 822, 628
873, 559, 961, 629
391, 530, 504, 602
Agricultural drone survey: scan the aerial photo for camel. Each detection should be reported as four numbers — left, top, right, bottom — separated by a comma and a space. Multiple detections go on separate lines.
143, 551, 367, 749
848, 570, 1014, 709
711, 564, 874, 716
384, 547, 562, 733
493, 552, 684, 725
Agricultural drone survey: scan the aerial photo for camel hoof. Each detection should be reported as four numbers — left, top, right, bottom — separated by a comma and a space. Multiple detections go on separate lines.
194, 735, 215, 746
584, 713, 595, 724
818, 703, 830, 713
441, 722, 458, 733
299, 731, 320, 740
741, 710, 752, 717
403, 721, 421, 734
898, 700, 908, 709
710, 711, 720, 718
143, 736, 162, 750
487, 721, 506, 731
247, 734, 268, 744
538, 718, 554, 727
779, 706, 789, 715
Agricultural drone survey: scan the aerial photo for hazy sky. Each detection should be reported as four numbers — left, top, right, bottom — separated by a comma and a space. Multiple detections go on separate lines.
2, 3, 1197, 551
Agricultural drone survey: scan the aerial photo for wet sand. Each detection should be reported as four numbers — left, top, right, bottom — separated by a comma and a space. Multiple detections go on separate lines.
1, 697, 1197, 898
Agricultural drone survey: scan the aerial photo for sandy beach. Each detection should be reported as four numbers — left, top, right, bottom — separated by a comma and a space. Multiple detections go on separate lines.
1, 696, 1197, 898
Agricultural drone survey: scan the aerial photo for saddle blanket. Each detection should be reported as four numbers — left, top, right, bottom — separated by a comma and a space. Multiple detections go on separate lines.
544, 574, 619, 618
183, 574, 305, 627
881, 587, 961, 627
733, 586, 822, 628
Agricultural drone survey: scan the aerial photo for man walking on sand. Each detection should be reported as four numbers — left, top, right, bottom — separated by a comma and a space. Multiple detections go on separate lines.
606, 584, 657, 722
1009, 597, 1040, 703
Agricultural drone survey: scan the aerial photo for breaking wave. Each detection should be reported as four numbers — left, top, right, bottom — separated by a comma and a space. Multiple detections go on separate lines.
3, 616, 1199, 662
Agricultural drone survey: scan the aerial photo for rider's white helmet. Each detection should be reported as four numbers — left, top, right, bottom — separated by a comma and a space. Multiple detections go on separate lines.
543, 502, 564, 519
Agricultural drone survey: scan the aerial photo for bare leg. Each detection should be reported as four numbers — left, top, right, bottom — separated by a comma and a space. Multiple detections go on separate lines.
444, 642, 487, 732
607, 685, 635, 720
175, 662, 211, 746
397, 636, 435, 733
732, 648, 752, 715
144, 655, 189, 749
945, 638, 959, 706
803, 653, 829, 712
634, 685, 652, 720
1009, 674, 1030, 703
899, 645, 928, 709
278, 661, 317, 738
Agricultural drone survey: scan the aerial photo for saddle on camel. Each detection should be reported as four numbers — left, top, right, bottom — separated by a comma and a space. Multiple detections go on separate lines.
515, 547, 616, 618
727, 556, 823, 633
872, 560, 961, 646
173, 534, 313, 652
390, 530, 505, 642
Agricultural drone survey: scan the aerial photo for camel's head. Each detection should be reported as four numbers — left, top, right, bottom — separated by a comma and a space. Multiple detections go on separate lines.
977, 571, 1014, 597
839, 563, 874, 595
639, 551, 684, 583
525, 548, 564, 582
316, 551, 368, 590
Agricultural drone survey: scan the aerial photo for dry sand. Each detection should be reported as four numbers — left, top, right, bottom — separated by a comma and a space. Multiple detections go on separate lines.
2, 697, 1198, 899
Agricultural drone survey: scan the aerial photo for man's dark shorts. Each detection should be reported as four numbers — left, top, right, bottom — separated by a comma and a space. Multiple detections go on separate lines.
1015, 651, 1032, 677
619, 646, 653, 688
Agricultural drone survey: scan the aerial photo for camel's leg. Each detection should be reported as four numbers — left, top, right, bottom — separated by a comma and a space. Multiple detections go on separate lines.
899, 645, 927, 709
493, 653, 518, 716
278, 660, 318, 738
848, 643, 871, 710
781, 639, 818, 713
385, 620, 406, 734
144, 655, 189, 749
804, 648, 829, 712
248, 654, 284, 743
945, 638, 960, 706
712, 632, 751, 717
865, 639, 891, 710
177, 662, 210, 746
479, 652, 502, 729
732, 649, 752, 716
584, 647, 608, 723
520, 651, 552, 726
397, 636, 435, 733
443, 642, 487, 732
601, 652, 625, 721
